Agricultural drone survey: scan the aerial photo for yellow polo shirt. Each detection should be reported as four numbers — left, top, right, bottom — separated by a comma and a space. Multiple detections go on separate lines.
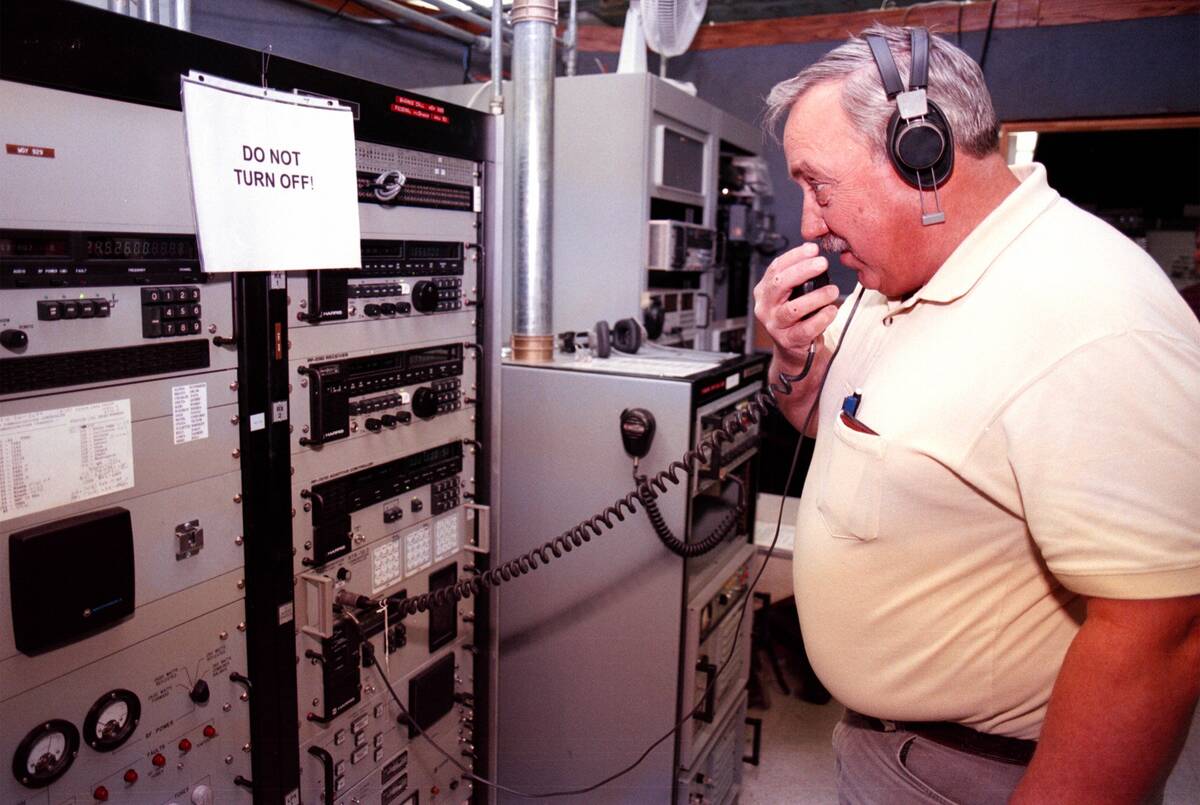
794, 163, 1200, 739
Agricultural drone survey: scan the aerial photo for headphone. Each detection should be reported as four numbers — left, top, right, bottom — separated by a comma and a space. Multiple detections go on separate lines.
866, 28, 954, 223
592, 318, 642, 358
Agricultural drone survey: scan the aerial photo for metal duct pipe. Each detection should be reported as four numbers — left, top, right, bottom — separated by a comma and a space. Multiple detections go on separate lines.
510, 0, 556, 362
462, 0, 565, 46
490, 0, 504, 114
171, 0, 191, 30
566, 0, 578, 76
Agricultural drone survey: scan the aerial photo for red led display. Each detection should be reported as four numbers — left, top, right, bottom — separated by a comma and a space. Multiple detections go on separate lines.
390, 95, 450, 125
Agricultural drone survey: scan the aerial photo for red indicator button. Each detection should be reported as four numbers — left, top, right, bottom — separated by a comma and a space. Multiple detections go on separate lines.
203, 725, 217, 739
94, 786, 110, 801
123, 769, 139, 784
178, 738, 192, 753
152, 753, 167, 767
431, 786, 440, 796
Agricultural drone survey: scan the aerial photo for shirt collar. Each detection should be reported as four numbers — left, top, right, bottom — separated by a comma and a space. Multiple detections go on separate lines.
894, 163, 1059, 312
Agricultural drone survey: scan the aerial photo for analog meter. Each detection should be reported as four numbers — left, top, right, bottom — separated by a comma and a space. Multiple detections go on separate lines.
12, 719, 80, 788
83, 689, 141, 752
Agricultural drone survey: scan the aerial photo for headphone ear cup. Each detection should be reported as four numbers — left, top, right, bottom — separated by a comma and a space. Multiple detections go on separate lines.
593, 319, 612, 359
612, 318, 642, 354
895, 121, 945, 171
886, 100, 954, 188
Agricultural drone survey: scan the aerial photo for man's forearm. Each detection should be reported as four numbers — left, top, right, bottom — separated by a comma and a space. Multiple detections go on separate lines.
1012, 595, 1200, 804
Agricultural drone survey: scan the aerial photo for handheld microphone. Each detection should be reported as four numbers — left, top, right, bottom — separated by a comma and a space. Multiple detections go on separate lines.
789, 270, 831, 319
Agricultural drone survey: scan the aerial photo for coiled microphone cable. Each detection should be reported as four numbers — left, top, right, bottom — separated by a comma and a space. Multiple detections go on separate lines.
635, 467, 745, 558
372, 287, 866, 798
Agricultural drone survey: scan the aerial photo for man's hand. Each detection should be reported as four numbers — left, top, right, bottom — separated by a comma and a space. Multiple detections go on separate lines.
1013, 594, 1200, 804
753, 242, 841, 433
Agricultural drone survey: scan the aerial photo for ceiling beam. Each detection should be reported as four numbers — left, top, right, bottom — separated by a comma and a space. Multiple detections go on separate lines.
573, 0, 1200, 52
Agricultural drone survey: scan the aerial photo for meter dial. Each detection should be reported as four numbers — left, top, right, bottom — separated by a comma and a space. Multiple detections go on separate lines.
12, 719, 80, 788
83, 689, 141, 752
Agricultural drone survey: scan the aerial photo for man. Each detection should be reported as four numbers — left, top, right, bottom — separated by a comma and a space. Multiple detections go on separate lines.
754, 24, 1200, 804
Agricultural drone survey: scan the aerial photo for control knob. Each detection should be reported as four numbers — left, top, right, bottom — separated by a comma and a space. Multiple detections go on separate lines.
411, 387, 439, 419
189, 679, 210, 704
1, 329, 28, 351
410, 281, 439, 314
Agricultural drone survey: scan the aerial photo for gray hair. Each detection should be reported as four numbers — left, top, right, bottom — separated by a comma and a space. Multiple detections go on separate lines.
764, 24, 1000, 159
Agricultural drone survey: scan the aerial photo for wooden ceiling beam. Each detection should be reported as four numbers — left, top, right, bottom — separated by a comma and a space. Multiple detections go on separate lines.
573, 0, 1200, 52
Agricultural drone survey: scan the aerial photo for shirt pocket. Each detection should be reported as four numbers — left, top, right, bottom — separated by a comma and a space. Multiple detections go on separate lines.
817, 414, 887, 541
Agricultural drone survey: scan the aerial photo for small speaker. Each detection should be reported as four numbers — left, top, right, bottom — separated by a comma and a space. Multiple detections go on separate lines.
9, 507, 135, 655
407, 652, 457, 736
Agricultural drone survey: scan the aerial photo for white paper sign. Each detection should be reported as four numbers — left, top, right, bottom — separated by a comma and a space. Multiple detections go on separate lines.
181, 72, 361, 272
0, 400, 135, 522
172, 382, 209, 444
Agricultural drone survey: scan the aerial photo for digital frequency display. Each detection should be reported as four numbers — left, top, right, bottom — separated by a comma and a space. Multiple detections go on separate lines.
84, 235, 198, 260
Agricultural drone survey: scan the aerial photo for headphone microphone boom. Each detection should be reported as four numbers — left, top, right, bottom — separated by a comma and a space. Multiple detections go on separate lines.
865, 28, 954, 226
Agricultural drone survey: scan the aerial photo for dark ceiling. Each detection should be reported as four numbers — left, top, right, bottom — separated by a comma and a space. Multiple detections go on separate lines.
570, 0, 932, 27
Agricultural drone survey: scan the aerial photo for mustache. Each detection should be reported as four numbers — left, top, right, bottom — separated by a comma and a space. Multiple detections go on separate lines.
819, 233, 850, 254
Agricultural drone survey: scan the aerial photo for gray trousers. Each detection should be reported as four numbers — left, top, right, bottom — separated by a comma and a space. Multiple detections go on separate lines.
833, 712, 1027, 805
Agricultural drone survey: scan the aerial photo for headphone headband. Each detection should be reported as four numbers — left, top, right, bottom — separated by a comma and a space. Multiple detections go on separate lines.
908, 28, 930, 89
865, 34, 905, 98
866, 29, 931, 102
